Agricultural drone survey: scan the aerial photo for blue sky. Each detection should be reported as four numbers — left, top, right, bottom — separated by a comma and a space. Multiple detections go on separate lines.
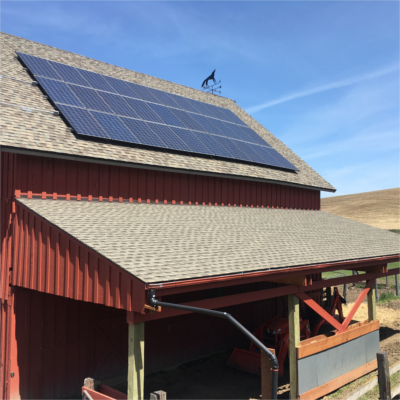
1, 1, 399, 197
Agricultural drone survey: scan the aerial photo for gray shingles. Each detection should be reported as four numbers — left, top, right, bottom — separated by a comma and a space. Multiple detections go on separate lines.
0, 32, 335, 191
17, 198, 400, 284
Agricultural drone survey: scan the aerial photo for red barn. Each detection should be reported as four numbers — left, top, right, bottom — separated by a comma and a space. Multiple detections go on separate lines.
1, 32, 399, 400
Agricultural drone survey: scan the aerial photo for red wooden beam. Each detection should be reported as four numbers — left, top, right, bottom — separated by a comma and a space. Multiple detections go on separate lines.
141, 269, 398, 322
295, 292, 347, 333
149, 255, 399, 296
342, 280, 374, 329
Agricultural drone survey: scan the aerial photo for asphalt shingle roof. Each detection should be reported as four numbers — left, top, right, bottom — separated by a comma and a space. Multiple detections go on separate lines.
1, 32, 335, 191
17, 198, 399, 283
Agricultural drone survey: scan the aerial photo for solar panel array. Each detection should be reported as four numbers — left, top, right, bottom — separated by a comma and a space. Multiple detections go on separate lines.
17, 52, 297, 171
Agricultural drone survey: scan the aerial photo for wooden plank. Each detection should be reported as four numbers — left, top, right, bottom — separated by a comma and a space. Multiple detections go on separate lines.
261, 349, 275, 400
368, 282, 377, 322
299, 320, 369, 347
299, 359, 377, 399
295, 292, 347, 333
128, 322, 145, 400
297, 320, 380, 359
289, 294, 300, 400
377, 352, 391, 400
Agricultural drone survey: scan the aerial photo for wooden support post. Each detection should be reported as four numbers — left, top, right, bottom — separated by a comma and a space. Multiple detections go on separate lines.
289, 294, 300, 400
368, 281, 376, 322
375, 280, 378, 302
261, 348, 275, 400
128, 322, 145, 400
352, 270, 356, 286
343, 283, 348, 305
83, 377, 100, 391
150, 391, 167, 399
386, 276, 389, 287
396, 274, 399, 296
377, 352, 391, 400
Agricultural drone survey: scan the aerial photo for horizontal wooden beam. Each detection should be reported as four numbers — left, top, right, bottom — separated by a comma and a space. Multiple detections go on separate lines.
268, 275, 307, 286
148, 255, 399, 296
297, 320, 380, 359
141, 268, 398, 322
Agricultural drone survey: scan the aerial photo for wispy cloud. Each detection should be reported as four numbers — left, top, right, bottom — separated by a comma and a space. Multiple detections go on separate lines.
246, 64, 399, 114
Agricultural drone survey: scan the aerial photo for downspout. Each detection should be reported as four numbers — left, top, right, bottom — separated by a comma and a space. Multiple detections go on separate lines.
148, 289, 279, 400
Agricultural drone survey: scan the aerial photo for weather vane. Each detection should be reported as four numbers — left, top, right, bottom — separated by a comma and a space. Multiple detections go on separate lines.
201, 69, 221, 95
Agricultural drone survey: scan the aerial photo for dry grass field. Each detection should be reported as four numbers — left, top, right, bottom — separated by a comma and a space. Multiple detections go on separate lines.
321, 188, 400, 230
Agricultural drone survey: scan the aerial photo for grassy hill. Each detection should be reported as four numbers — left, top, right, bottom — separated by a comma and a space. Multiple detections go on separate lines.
321, 188, 399, 230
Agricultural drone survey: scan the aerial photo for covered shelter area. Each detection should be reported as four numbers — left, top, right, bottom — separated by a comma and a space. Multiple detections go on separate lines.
0, 32, 399, 400
6, 196, 400, 399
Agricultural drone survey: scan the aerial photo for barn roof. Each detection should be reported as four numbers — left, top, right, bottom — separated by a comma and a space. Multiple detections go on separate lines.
17, 198, 400, 284
0, 32, 335, 192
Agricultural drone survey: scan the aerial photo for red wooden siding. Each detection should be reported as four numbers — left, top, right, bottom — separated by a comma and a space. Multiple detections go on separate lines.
11, 153, 321, 210
1, 153, 16, 301
12, 201, 145, 313
9, 284, 321, 399
0, 298, 12, 400
9, 288, 128, 399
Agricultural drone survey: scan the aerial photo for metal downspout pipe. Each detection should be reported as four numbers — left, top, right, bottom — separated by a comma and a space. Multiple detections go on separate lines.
148, 289, 279, 400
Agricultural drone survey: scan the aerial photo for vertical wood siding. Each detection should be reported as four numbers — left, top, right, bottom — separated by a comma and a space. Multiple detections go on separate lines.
10, 283, 321, 399
10, 288, 127, 399
12, 153, 320, 210
11, 202, 145, 313
1, 153, 16, 301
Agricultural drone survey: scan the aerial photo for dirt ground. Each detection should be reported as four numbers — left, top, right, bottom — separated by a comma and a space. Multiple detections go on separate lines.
321, 187, 399, 230
113, 293, 399, 400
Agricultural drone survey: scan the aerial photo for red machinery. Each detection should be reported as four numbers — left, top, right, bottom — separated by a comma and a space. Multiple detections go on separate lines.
227, 287, 345, 377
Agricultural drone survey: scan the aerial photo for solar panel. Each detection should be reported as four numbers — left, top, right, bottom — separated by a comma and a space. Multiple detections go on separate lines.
97, 91, 139, 119
35, 77, 84, 107
146, 123, 192, 152
168, 94, 200, 114
192, 131, 235, 159
239, 126, 270, 146
102, 75, 139, 98
151, 89, 182, 109
146, 103, 186, 128
209, 119, 239, 140
90, 111, 140, 144
119, 117, 166, 148
123, 97, 163, 123
57, 104, 110, 139
168, 109, 205, 132
69, 85, 113, 113
170, 127, 214, 155
126, 82, 160, 103
214, 136, 253, 162
217, 108, 246, 126
17, 52, 61, 80
77, 68, 117, 93
19, 52, 298, 171
189, 114, 223, 136
47, 60, 90, 86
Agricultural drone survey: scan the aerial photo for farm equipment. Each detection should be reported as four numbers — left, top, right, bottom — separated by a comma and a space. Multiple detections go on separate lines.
312, 287, 345, 336
227, 287, 345, 377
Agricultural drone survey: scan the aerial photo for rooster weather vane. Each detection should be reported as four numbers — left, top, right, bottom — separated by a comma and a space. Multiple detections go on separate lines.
201, 69, 221, 94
